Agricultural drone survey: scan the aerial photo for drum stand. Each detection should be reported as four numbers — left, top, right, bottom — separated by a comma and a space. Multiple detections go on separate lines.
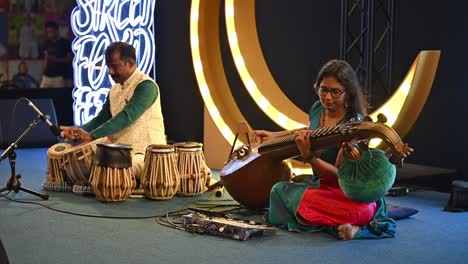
0, 116, 49, 200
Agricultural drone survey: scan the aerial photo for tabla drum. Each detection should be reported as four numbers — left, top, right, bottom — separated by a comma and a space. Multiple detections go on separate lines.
174, 142, 211, 196
140, 145, 180, 200
72, 184, 94, 196
42, 142, 73, 192
89, 143, 136, 202
62, 137, 111, 186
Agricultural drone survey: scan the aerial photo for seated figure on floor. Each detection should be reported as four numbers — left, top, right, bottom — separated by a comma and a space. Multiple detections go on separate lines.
12, 61, 39, 89
253, 60, 396, 240
60, 41, 166, 182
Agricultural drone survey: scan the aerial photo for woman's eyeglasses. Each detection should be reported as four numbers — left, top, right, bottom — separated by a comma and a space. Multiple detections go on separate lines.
317, 86, 345, 98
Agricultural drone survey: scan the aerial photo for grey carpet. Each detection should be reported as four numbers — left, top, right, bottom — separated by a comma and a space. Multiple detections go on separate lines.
1, 148, 467, 264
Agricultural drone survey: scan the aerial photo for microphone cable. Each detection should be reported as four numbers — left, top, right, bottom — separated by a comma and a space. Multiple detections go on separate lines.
0, 190, 239, 220
0, 190, 248, 228
0, 190, 191, 220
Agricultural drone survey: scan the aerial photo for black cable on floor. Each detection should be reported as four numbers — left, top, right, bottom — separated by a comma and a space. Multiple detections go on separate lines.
0, 190, 262, 236
0, 191, 189, 220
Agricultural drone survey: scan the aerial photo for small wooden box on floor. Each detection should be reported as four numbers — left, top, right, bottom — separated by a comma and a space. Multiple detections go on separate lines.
445, 180, 468, 212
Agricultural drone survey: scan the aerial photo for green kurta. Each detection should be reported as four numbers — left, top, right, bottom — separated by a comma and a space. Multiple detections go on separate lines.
80, 80, 158, 138
268, 101, 396, 239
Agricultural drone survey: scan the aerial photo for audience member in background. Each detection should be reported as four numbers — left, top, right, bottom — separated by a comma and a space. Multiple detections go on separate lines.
18, 15, 39, 59
40, 21, 73, 88
12, 61, 39, 89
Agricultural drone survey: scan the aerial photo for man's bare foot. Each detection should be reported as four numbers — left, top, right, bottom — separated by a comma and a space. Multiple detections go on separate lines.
337, 224, 360, 240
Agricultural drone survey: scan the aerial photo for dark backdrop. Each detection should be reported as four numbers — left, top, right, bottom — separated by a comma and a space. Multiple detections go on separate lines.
154, 0, 467, 179
1, 1, 464, 181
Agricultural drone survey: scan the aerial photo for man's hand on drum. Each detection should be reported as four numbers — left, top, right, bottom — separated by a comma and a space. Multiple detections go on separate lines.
74, 128, 94, 142
59, 126, 79, 141
59, 126, 94, 143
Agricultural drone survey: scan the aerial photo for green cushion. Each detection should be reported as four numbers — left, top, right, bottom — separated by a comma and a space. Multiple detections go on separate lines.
338, 147, 396, 203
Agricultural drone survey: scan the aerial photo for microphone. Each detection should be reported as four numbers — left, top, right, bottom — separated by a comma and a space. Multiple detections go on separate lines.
26, 99, 61, 136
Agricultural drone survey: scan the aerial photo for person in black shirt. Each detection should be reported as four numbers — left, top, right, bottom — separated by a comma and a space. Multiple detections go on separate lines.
40, 21, 73, 88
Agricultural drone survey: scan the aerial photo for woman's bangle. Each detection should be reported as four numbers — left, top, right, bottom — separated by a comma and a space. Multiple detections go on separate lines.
303, 151, 320, 164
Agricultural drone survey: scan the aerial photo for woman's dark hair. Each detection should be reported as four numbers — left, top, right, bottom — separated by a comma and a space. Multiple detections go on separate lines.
105, 42, 136, 63
314, 59, 368, 116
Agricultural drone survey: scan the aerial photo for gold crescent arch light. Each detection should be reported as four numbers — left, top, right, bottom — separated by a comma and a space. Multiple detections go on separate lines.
225, 0, 308, 129
191, 0, 440, 167
190, 0, 247, 147
368, 50, 440, 146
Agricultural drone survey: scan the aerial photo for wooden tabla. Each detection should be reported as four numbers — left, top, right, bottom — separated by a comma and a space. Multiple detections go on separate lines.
42, 142, 73, 192
174, 142, 211, 196
140, 145, 180, 200
62, 137, 111, 186
89, 143, 136, 202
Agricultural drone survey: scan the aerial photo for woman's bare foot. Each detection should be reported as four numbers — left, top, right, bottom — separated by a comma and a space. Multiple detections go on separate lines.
337, 224, 360, 240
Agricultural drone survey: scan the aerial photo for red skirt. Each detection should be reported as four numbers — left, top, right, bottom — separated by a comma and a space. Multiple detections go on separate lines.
296, 181, 377, 227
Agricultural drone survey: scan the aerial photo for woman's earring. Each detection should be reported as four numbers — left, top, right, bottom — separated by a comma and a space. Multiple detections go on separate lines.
345, 99, 350, 108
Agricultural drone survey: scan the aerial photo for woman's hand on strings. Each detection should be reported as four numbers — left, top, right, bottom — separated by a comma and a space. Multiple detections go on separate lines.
252, 130, 275, 143
294, 129, 316, 162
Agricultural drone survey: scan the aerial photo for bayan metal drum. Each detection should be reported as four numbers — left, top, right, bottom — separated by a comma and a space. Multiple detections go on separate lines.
89, 143, 135, 202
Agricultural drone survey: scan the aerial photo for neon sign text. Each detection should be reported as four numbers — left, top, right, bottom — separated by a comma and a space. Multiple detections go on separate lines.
71, 0, 156, 125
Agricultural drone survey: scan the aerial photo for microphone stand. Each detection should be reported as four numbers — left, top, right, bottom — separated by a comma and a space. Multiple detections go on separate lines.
0, 115, 49, 200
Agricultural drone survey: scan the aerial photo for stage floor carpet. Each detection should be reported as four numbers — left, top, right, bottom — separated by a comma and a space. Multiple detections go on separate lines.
0, 148, 467, 264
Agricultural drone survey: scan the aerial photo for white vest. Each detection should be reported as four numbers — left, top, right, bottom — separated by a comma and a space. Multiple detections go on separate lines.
108, 69, 166, 153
